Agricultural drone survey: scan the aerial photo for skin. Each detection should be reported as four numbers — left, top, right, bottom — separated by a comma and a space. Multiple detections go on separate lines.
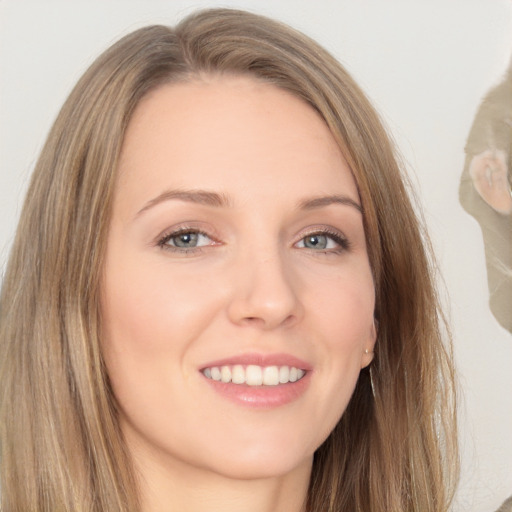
101, 75, 376, 512
469, 149, 511, 214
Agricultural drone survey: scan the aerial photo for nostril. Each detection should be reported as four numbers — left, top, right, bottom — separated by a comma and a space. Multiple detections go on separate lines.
243, 316, 263, 325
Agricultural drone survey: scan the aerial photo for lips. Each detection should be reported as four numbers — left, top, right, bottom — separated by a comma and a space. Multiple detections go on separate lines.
199, 353, 312, 408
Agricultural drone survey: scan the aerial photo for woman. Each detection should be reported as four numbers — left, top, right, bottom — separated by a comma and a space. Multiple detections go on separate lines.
0, 8, 458, 512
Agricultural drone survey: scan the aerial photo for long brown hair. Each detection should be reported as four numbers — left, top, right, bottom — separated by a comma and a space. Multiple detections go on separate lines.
0, 8, 458, 511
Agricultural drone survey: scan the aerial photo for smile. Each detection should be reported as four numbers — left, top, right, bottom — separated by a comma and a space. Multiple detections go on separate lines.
202, 365, 306, 386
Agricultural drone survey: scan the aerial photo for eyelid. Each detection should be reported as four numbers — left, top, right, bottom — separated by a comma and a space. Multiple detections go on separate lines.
153, 223, 350, 255
294, 226, 351, 252
155, 223, 221, 253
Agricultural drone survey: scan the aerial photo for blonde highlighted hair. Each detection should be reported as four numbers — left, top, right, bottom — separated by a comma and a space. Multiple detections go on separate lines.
0, 8, 458, 511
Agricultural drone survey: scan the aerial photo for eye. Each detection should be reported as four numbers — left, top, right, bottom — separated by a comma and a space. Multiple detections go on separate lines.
158, 229, 215, 251
299, 234, 333, 250
295, 230, 350, 252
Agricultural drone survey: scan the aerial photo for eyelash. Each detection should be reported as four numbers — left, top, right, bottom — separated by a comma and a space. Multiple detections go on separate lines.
298, 229, 351, 254
157, 227, 217, 254
156, 226, 351, 255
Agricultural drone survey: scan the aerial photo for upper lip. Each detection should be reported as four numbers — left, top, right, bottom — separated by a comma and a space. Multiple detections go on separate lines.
199, 352, 312, 371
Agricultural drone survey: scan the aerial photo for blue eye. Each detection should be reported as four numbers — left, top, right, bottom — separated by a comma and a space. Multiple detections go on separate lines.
296, 231, 349, 252
302, 234, 330, 250
159, 230, 213, 250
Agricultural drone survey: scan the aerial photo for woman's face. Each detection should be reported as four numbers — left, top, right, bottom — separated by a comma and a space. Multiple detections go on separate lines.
101, 76, 376, 481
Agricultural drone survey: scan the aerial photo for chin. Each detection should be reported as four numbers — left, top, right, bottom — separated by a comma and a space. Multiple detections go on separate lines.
191, 427, 318, 481
203, 450, 314, 481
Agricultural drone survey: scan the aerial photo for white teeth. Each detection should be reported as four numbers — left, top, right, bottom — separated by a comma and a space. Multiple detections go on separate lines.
220, 366, 231, 383
263, 366, 279, 386
202, 364, 307, 386
246, 365, 262, 386
231, 364, 245, 384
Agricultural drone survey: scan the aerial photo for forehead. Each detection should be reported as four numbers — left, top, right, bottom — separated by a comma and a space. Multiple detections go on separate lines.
117, 75, 359, 207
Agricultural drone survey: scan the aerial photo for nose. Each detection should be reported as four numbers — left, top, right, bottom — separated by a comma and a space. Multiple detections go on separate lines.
226, 248, 303, 330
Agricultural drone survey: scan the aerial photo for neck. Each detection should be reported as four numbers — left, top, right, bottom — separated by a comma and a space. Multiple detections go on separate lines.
134, 449, 312, 512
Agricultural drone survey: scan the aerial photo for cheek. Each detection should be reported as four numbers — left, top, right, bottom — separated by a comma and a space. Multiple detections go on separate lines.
101, 256, 220, 358
99, 256, 228, 429
99, 256, 223, 447
303, 271, 375, 422
308, 266, 375, 347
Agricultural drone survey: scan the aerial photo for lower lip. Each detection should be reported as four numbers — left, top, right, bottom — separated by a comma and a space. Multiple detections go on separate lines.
202, 372, 311, 408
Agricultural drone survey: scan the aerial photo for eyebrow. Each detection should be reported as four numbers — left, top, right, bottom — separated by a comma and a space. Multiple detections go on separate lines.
298, 195, 363, 214
136, 189, 232, 217
135, 189, 362, 217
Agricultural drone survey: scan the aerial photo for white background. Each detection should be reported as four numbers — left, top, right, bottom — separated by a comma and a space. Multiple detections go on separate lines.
1, 1, 511, 510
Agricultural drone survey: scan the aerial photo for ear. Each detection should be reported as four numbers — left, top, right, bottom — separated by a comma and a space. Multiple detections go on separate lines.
469, 149, 512, 214
361, 319, 377, 369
